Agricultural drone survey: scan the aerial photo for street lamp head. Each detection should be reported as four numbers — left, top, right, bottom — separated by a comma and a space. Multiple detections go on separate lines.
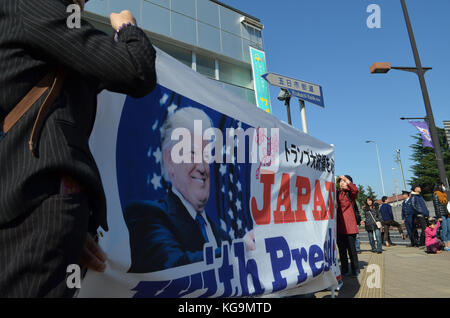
277, 88, 290, 102
370, 62, 392, 74
365, 140, 374, 144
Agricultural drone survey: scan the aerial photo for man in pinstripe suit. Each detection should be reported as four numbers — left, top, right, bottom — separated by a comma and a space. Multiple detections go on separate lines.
0, 0, 157, 297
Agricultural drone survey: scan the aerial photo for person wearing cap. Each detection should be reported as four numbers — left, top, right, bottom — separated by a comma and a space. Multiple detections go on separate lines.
336, 175, 360, 277
0, 0, 156, 297
410, 185, 430, 247
401, 190, 417, 247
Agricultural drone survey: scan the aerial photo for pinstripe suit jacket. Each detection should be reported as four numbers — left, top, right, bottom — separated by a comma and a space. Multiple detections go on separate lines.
0, 0, 157, 230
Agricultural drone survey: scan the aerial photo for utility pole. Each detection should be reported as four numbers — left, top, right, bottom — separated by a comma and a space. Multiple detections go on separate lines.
396, 149, 407, 191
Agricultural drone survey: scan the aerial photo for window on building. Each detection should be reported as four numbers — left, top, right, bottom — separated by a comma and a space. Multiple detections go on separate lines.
152, 39, 192, 68
196, 53, 216, 79
219, 60, 253, 90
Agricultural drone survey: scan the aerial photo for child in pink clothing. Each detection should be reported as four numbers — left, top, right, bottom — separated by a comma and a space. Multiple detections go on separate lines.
426, 218, 444, 254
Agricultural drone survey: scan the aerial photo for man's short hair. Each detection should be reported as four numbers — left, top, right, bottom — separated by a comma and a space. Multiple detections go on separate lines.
402, 190, 410, 195
381, 196, 388, 203
160, 107, 213, 181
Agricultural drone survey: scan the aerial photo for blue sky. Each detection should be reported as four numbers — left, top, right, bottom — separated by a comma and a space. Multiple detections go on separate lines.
221, 0, 450, 198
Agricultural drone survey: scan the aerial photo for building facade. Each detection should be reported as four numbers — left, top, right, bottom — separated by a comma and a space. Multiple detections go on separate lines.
444, 120, 450, 147
84, 0, 265, 105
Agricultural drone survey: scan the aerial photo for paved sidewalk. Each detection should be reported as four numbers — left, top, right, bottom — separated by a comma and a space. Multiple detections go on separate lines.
315, 243, 450, 298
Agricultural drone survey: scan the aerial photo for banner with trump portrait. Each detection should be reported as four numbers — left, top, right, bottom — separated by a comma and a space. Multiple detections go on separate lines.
78, 46, 340, 298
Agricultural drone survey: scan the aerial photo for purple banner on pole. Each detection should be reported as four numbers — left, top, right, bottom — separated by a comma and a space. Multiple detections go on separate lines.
409, 121, 434, 148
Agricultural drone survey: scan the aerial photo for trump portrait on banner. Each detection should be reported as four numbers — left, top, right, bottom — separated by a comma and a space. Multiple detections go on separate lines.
124, 107, 244, 273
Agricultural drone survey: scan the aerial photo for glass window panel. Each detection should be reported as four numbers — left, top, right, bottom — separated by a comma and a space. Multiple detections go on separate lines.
242, 39, 253, 64
222, 82, 256, 105
171, 0, 196, 18
153, 40, 192, 68
241, 24, 252, 41
145, 0, 169, 9
219, 60, 252, 89
198, 22, 221, 53
196, 0, 219, 27
221, 31, 243, 61
222, 82, 247, 101
109, 0, 140, 18
246, 89, 256, 105
142, 1, 170, 37
85, 0, 108, 16
171, 12, 196, 46
219, 7, 242, 36
196, 53, 216, 79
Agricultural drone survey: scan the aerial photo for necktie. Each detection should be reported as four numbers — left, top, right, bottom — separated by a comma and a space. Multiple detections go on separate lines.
195, 213, 209, 243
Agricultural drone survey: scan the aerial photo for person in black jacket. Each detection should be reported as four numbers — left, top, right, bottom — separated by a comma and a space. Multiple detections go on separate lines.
0, 0, 157, 297
363, 197, 383, 253
432, 183, 450, 251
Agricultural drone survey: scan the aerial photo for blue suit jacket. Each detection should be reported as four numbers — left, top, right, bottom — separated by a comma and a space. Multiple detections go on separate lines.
124, 190, 231, 273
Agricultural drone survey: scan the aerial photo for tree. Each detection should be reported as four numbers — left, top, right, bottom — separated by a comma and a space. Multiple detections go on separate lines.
409, 127, 450, 198
366, 185, 377, 201
356, 184, 367, 208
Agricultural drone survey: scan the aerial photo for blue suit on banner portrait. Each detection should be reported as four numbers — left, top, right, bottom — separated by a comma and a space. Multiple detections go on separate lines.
124, 189, 231, 273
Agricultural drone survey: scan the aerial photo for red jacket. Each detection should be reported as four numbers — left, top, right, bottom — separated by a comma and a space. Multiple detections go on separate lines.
337, 182, 359, 235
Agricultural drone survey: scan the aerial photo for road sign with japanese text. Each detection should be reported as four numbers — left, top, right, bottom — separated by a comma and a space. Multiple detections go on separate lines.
262, 73, 324, 108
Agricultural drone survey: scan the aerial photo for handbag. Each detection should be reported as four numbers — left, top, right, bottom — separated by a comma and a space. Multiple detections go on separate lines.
368, 209, 382, 229
0, 68, 65, 156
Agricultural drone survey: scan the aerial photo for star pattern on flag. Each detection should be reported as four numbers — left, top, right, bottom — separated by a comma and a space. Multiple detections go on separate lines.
153, 147, 162, 164
152, 120, 159, 131
236, 199, 241, 211
150, 173, 162, 190
167, 103, 177, 115
159, 94, 169, 106
219, 164, 227, 176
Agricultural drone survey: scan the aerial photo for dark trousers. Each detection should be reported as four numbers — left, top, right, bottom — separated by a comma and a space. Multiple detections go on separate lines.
427, 241, 444, 254
0, 192, 90, 297
337, 234, 359, 274
383, 220, 403, 242
414, 214, 427, 246
404, 215, 417, 246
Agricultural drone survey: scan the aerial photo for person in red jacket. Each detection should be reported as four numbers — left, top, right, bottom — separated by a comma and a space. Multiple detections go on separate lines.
336, 175, 360, 277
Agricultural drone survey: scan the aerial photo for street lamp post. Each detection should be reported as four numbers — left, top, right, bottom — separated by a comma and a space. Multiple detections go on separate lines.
366, 140, 386, 196
369, 0, 449, 190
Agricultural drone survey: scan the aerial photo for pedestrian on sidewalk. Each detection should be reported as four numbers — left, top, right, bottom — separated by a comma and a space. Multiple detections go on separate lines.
380, 196, 406, 247
401, 191, 418, 247
432, 183, 450, 251
363, 197, 383, 253
425, 218, 444, 254
336, 175, 360, 277
410, 185, 430, 247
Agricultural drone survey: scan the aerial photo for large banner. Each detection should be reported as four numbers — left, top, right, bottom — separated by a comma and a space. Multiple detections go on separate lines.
79, 47, 340, 298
